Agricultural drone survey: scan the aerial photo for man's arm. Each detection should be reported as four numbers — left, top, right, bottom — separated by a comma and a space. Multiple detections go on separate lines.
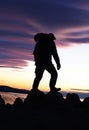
52, 41, 61, 70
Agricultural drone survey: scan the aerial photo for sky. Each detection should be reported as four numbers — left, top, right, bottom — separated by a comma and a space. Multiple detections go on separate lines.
0, 0, 89, 95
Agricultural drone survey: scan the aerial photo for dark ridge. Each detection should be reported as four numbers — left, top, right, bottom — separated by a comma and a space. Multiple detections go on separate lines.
0, 85, 29, 94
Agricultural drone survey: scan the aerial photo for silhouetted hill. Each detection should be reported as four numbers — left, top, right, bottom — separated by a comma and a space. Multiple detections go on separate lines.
0, 85, 29, 94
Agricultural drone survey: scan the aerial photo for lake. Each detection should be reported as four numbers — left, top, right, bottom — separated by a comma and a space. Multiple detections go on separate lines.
0, 92, 27, 104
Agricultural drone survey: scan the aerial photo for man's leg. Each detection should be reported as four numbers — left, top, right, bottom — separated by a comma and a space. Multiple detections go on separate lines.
32, 66, 44, 90
46, 64, 61, 92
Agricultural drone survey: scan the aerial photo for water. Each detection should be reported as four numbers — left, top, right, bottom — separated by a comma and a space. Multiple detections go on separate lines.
0, 92, 27, 104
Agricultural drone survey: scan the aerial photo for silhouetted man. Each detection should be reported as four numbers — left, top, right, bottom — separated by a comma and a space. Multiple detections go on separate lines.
32, 33, 61, 92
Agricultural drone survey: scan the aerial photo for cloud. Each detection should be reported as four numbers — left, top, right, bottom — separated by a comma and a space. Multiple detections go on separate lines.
0, 0, 89, 68
55, 25, 89, 47
0, 41, 34, 68
65, 37, 89, 44
70, 88, 89, 92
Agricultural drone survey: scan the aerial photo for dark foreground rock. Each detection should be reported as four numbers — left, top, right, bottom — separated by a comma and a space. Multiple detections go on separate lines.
0, 90, 89, 130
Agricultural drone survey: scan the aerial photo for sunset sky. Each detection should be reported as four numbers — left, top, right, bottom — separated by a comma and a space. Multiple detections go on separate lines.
0, 0, 89, 94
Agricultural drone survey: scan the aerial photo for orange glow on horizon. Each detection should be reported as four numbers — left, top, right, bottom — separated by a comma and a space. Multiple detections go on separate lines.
0, 44, 89, 93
